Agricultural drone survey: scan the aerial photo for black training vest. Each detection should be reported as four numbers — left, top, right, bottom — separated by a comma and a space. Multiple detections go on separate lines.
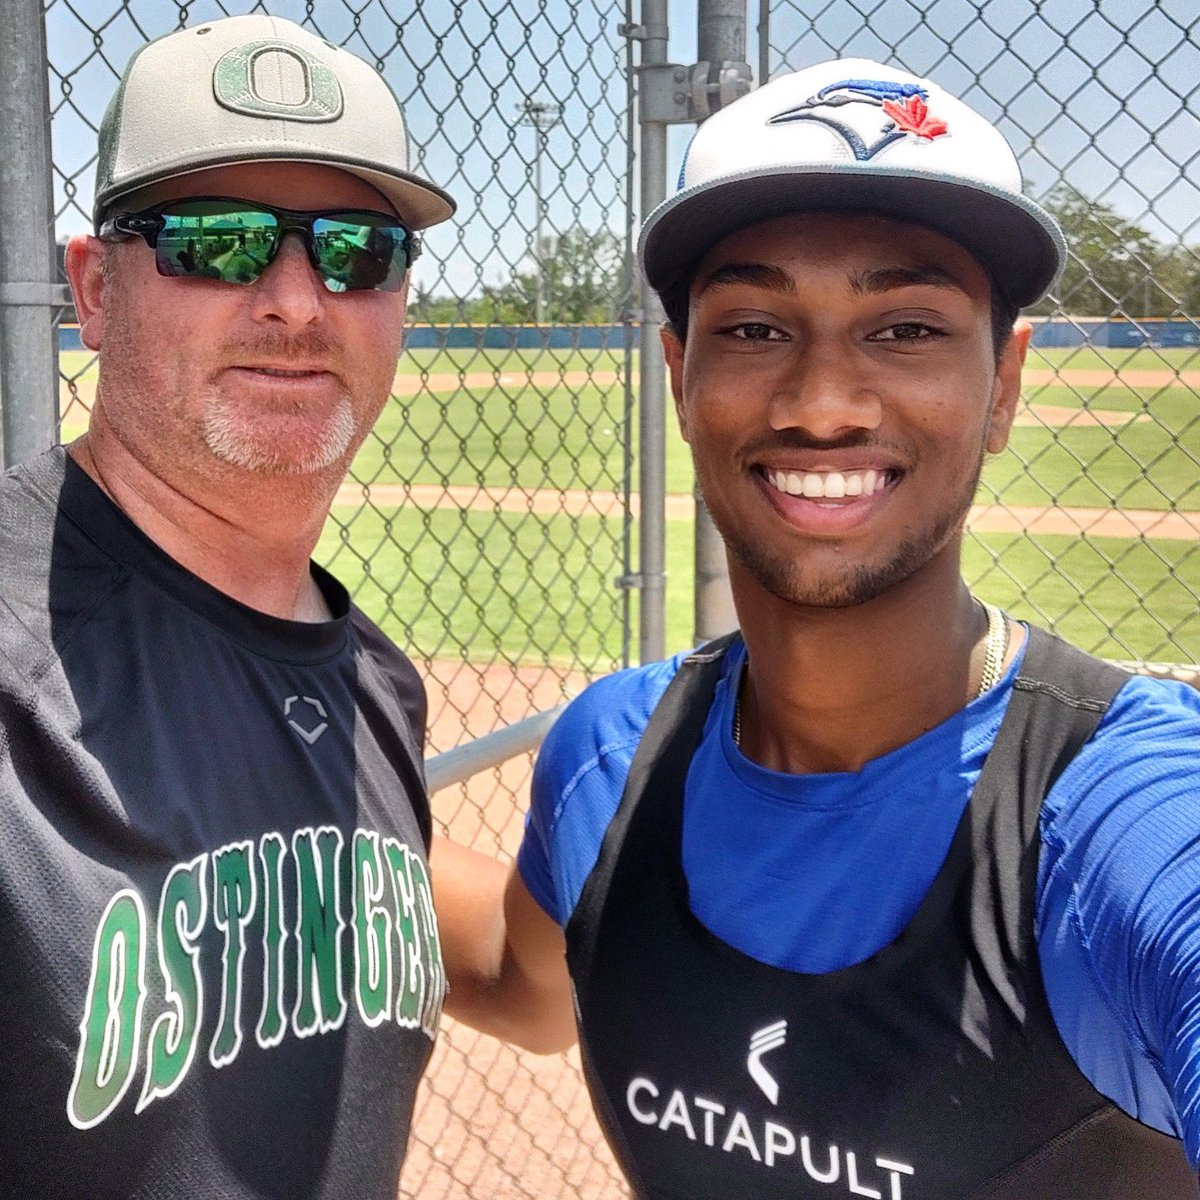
566, 628, 1196, 1199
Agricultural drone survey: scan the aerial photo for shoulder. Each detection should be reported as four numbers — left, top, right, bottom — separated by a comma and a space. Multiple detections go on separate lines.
0, 448, 68, 585
349, 605, 422, 686
535, 650, 693, 795
1106, 668, 1200, 724
522, 646, 722, 925
0, 448, 125, 680
1044, 671, 1200, 820
347, 605, 427, 733
1105, 670, 1200, 728
1040, 670, 1200, 874
0, 443, 67, 502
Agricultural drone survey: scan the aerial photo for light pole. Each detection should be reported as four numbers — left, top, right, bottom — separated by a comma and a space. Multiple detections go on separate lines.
517, 99, 561, 327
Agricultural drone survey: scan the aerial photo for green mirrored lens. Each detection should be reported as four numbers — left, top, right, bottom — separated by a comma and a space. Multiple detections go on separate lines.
157, 203, 278, 284
146, 201, 409, 291
312, 216, 408, 293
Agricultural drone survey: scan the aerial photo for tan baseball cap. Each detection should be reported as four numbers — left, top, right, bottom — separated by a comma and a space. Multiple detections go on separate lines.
93, 14, 455, 232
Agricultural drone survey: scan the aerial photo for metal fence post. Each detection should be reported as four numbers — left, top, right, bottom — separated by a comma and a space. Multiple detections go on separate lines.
756, 0, 772, 89
692, 0, 748, 643
633, 0, 671, 664
0, 0, 61, 467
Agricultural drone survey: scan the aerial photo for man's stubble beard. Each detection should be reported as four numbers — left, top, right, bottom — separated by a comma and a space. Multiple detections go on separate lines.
699, 441, 988, 610
201, 383, 358, 476
199, 322, 364, 477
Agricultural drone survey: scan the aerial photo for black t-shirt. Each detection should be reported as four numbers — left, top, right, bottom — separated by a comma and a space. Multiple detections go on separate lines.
0, 448, 440, 1199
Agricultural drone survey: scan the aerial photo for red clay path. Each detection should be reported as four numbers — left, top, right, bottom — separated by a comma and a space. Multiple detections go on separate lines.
337, 480, 1199, 542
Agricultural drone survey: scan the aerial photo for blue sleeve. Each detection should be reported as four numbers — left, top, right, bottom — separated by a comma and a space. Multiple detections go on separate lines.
1038, 675, 1200, 1163
516, 653, 688, 925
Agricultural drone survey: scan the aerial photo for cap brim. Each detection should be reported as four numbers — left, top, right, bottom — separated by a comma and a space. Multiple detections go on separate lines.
639, 165, 1064, 308
96, 152, 455, 233
336, 161, 456, 230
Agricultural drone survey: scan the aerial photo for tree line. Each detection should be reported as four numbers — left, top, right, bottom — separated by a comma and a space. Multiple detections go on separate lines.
411, 190, 1198, 326
1030, 184, 1200, 318
411, 226, 627, 325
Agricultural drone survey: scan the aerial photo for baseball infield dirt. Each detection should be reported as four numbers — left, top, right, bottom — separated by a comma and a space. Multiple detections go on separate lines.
401, 659, 626, 1199
338, 481, 1199, 542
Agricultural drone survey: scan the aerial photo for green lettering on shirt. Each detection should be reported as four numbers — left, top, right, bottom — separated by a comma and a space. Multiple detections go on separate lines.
67, 890, 147, 1129
292, 826, 347, 1035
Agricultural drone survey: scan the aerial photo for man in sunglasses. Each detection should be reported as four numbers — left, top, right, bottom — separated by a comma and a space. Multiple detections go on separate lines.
434, 58, 1200, 1198
0, 15, 454, 1198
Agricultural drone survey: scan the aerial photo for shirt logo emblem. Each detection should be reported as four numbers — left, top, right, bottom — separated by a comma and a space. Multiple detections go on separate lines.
767, 77, 949, 160
285, 695, 329, 744
747, 1019, 787, 1105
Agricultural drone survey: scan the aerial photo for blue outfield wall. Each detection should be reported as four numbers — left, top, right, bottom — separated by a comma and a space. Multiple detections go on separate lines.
55, 323, 638, 353
1026, 318, 1200, 349
57, 318, 1200, 354
404, 324, 636, 351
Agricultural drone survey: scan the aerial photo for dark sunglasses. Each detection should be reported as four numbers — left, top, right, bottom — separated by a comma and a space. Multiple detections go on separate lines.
98, 197, 421, 293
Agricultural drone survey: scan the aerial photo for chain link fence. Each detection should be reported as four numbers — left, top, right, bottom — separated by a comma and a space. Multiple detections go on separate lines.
762, 0, 1200, 671
6, 1, 1196, 1197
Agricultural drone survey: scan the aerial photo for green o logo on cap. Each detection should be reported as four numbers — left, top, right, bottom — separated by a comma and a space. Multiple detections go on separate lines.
213, 40, 343, 123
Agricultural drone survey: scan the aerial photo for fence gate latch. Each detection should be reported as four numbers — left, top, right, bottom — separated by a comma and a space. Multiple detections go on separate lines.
689, 61, 753, 120
637, 61, 752, 125
615, 572, 668, 591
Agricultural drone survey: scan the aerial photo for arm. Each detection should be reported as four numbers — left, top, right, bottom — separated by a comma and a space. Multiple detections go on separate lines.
430, 658, 679, 1054
1038, 678, 1200, 1161
430, 835, 576, 1055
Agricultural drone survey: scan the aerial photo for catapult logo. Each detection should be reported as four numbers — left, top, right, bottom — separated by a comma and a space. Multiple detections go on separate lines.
623, 1017, 916, 1197
767, 76, 950, 162
747, 1019, 787, 1104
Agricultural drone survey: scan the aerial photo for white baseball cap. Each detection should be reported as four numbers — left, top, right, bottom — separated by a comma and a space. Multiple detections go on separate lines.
639, 58, 1064, 308
93, 14, 455, 232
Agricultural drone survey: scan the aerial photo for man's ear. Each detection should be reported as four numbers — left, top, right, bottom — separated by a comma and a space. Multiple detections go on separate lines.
65, 235, 108, 351
986, 318, 1031, 455
660, 325, 689, 444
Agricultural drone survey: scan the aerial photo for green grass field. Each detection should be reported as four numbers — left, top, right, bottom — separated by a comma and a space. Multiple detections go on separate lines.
318, 505, 631, 671
352, 378, 630, 495
1027, 346, 1199, 371
60, 343, 1200, 666
317, 506, 1200, 667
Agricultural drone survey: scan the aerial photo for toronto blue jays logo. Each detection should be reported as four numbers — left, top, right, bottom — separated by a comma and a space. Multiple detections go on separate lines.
768, 77, 949, 161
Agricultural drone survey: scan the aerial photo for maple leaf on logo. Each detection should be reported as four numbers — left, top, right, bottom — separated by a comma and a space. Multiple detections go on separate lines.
882, 94, 948, 140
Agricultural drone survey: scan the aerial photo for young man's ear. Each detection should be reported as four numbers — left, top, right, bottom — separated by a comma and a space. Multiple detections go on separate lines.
660, 324, 690, 444
986, 318, 1032, 455
64, 235, 109, 352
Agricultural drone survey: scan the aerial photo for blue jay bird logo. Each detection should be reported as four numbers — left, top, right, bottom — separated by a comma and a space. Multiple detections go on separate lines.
768, 77, 949, 161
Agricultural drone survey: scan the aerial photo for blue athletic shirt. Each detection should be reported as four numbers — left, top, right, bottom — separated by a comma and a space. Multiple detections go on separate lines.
517, 632, 1200, 1164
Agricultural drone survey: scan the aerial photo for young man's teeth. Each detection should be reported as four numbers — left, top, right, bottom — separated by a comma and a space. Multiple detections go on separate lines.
768, 469, 886, 498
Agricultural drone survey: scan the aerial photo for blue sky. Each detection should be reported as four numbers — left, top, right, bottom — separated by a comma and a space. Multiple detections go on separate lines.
44, 0, 1198, 299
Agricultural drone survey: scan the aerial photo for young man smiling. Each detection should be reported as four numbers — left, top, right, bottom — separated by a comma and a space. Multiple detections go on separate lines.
0, 15, 454, 1198
435, 59, 1200, 1198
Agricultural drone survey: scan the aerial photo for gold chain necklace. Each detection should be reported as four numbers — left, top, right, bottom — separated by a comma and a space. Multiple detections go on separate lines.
976, 600, 1009, 698
732, 601, 1009, 748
